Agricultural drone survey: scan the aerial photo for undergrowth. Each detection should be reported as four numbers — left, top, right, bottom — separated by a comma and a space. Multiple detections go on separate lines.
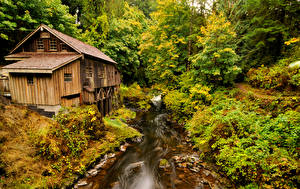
120, 83, 153, 110
247, 46, 300, 91
186, 89, 300, 188
0, 104, 140, 188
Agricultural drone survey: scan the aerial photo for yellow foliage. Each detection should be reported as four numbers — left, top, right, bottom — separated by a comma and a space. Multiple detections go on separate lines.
284, 37, 299, 45
214, 52, 221, 58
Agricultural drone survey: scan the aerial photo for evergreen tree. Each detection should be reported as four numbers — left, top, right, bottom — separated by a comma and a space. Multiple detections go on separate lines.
215, 0, 300, 71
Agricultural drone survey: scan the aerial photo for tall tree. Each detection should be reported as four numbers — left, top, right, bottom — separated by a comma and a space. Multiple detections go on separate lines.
126, 0, 157, 17
191, 12, 241, 86
139, 0, 199, 85
0, 0, 79, 64
102, 3, 148, 84
215, 0, 300, 71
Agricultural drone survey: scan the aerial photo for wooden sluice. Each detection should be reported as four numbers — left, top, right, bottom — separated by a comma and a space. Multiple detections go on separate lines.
95, 86, 119, 117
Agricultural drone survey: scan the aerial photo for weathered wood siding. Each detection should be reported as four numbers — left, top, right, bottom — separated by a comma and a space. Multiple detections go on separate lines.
0, 77, 9, 92
9, 73, 57, 105
82, 90, 95, 104
52, 59, 81, 98
8, 59, 81, 106
82, 57, 121, 89
61, 96, 80, 107
16, 31, 75, 53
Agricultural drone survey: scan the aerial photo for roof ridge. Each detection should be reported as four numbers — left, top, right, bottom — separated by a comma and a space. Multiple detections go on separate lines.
10, 24, 116, 64
41, 24, 116, 64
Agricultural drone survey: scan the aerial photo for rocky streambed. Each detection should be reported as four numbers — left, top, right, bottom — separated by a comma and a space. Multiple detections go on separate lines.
74, 109, 233, 189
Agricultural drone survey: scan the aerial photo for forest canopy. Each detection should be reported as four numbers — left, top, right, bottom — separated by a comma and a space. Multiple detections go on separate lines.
1, 0, 299, 86
0, 0, 299, 188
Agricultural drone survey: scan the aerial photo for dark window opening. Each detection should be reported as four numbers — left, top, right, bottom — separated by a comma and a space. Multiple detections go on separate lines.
61, 43, 67, 51
86, 64, 93, 78
49, 39, 57, 51
98, 65, 105, 78
37, 39, 44, 51
27, 76, 34, 85
64, 73, 72, 82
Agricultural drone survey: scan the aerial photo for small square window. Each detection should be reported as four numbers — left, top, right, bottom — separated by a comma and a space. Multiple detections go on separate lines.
64, 73, 72, 82
49, 39, 57, 51
27, 76, 34, 85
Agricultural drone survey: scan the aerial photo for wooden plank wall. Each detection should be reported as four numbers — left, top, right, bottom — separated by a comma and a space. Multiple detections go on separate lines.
9, 73, 57, 105
52, 59, 81, 98
0, 78, 9, 92
61, 97, 80, 107
82, 90, 95, 104
19, 32, 76, 53
83, 57, 121, 88
9, 59, 81, 106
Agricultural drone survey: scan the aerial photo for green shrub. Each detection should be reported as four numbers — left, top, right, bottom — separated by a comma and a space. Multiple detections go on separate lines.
37, 105, 104, 159
247, 63, 300, 90
191, 12, 241, 86
120, 83, 152, 110
164, 90, 195, 123
186, 95, 300, 188
163, 82, 212, 123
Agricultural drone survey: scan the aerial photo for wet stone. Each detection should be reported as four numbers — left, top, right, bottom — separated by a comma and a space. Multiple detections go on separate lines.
195, 182, 204, 189
178, 174, 185, 179
95, 161, 106, 170
159, 159, 170, 169
111, 181, 120, 189
125, 161, 144, 173
203, 169, 211, 177
108, 153, 116, 158
87, 169, 98, 177
120, 144, 128, 152
174, 179, 183, 185
190, 167, 200, 173
77, 180, 88, 186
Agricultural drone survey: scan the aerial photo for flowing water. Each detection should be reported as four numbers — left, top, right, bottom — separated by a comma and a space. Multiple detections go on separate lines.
75, 107, 232, 189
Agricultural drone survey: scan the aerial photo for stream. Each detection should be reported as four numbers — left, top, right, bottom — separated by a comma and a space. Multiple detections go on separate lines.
74, 107, 232, 189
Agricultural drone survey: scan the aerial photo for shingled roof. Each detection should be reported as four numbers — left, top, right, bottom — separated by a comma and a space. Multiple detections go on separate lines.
10, 24, 116, 64
3, 53, 82, 73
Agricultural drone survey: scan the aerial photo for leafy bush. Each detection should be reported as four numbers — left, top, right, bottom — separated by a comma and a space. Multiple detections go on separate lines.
164, 90, 193, 123
247, 64, 300, 90
247, 51, 300, 91
120, 83, 152, 110
163, 84, 212, 123
186, 94, 300, 188
37, 105, 104, 160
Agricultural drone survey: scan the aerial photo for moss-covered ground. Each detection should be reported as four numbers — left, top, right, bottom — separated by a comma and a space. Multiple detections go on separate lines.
0, 104, 140, 188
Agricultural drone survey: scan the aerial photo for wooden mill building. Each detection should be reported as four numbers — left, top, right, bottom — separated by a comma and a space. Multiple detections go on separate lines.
2, 24, 121, 115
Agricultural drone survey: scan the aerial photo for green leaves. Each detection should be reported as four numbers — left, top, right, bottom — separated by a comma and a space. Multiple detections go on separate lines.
186, 90, 300, 187
139, 0, 194, 85
0, 0, 80, 63
191, 12, 241, 86
102, 3, 147, 84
